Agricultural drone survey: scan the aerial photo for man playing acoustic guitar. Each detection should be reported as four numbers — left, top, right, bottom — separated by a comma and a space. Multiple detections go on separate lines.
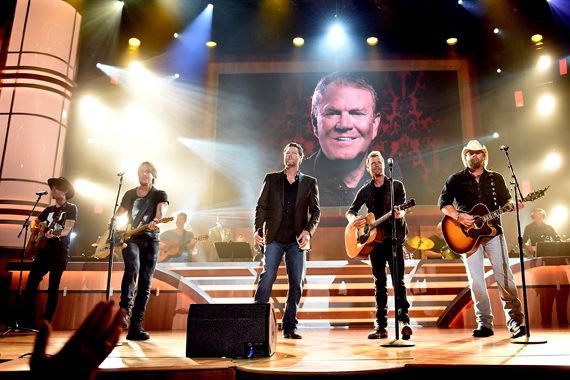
346, 151, 412, 340
438, 139, 526, 339
158, 212, 197, 263
22, 177, 77, 328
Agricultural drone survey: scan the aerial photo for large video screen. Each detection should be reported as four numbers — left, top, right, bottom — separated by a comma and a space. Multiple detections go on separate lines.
210, 61, 472, 208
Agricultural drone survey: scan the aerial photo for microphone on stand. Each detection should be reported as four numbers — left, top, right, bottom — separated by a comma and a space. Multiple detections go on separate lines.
117, 170, 126, 176
35, 190, 48, 196
500, 145, 509, 151
387, 158, 394, 167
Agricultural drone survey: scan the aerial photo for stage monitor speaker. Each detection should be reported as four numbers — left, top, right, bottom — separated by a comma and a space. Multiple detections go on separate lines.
186, 303, 277, 358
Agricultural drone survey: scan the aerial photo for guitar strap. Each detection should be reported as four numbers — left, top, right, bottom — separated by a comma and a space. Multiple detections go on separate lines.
131, 187, 157, 229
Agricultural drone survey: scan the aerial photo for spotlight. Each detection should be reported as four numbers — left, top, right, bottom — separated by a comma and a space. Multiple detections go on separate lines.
531, 34, 543, 43
492, 132, 500, 139
536, 94, 555, 117
174, 73, 180, 79
543, 152, 562, 170
493, 28, 500, 34
446, 37, 458, 46
206, 41, 217, 48
173, 32, 179, 39
128, 37, 141, 48
496, 68, 502, 74
458, 0, 463, 4
366, 36, 379, 46
292, 37, 305, 47
537, 55, 552, 71
327, 23, 346, 48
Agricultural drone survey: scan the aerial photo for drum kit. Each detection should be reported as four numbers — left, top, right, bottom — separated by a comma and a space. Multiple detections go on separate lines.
406, 235, 460, 259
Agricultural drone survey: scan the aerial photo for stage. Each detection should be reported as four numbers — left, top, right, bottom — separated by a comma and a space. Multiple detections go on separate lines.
1, 326, 569, 379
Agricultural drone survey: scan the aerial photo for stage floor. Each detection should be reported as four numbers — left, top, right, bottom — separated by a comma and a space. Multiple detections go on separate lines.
1, 326, 569, 379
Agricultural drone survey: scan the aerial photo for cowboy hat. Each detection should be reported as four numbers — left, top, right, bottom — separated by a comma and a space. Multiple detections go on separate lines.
461, 139, 488, 167
47, 177, 75, 199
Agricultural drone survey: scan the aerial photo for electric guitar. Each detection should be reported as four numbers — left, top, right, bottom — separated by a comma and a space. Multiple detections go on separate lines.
92, 217, 174, 259
345, 198, 416, 259
157, 234, 209, 262
441, 187, 549, 255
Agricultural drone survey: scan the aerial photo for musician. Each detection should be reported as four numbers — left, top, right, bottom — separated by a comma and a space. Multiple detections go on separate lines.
114, 161, 169, 340
346, 151, 412, 340
522, 208, 561, 257
422, 222, 460, 259
253, 142, 320, 339
438, 139, 526, 339
22, 177, 77, 327
158, 212, 197, 263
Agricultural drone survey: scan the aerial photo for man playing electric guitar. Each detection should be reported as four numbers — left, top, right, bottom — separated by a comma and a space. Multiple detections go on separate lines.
346, 151, 412, 341
113, 161, 169, 340
438, 139, 526, 339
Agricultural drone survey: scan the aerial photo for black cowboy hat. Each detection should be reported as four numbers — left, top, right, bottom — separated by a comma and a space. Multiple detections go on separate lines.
47, 177, 75, 199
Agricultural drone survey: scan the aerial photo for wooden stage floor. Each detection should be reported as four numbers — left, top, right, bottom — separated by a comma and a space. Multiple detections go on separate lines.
1, 326, 569, 379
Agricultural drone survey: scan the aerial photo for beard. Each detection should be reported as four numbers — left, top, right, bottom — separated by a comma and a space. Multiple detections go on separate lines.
467, 157, 483, 170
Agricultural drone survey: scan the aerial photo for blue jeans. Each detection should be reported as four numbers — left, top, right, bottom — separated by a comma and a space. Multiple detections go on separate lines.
463, 234, 524, 330
120, 237, 158, 326
254, 241, 306, 334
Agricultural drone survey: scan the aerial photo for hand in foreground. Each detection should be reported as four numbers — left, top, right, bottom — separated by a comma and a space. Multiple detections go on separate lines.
297, 230, 311, 250
30, 300, 125, 380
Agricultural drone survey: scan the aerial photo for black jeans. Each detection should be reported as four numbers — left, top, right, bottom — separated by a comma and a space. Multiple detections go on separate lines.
119, 237, 158, 326
23, 240, 69, 324
369, 241, 410, 328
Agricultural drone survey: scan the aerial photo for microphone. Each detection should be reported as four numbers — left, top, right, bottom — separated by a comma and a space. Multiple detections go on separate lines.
500, 145, 509, 151
36, 190, 48, 196
387, 158, 394, 167
117, 170, 126, 176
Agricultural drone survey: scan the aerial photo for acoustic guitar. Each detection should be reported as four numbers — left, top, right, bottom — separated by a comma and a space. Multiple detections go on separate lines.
25, 222, 49, 256
92, 217, 174, 259
345, 198, 416, 260
441, 187, 549, 255
157, 234, 209, 262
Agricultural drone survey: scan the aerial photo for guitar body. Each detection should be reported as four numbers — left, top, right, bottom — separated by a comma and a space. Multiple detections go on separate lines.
345, 213, 385, 259
158, 234, 208, 262
441, 203, 502, 255
345, 199, 416, 260
25, 222, 48, 256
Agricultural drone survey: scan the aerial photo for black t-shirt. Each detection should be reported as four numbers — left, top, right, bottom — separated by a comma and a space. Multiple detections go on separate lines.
275, 173, 299, 244
522, 222, 560, 246
120, 187, 168, 240
38, 202, 78, 249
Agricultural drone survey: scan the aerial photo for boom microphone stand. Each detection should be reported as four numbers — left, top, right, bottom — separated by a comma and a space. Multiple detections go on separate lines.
381, 158, 415, 347
1, 192, 45, 337
500, 145, 546, 344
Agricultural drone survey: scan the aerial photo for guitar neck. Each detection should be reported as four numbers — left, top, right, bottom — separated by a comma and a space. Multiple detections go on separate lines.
480, 205, 509, 223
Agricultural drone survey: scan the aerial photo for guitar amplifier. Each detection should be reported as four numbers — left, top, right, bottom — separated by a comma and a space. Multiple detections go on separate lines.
536, 241, 570, 257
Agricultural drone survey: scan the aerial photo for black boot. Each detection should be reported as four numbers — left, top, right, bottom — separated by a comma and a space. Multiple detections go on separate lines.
127, 324, 150, 341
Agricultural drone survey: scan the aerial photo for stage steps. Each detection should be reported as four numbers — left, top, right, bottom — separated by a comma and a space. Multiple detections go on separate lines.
163, 260, 477, 327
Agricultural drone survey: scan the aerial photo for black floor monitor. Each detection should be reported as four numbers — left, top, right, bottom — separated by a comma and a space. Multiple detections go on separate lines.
536, 241, 570, 257
215, 242, 253, 261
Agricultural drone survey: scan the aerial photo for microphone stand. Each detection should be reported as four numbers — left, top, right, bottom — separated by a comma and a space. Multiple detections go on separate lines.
1, 193, 44, 337
501, 147, 546, 344
105, 173, 124, 302
381, 159, 414, 347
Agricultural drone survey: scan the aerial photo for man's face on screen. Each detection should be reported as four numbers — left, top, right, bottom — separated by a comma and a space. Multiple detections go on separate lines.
314, 83, 380, 161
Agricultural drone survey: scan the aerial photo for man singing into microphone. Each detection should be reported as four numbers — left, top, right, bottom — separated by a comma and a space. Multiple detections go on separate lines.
438, 139, 526, 339
22, 177, 77, 328
346, 151, 412, 340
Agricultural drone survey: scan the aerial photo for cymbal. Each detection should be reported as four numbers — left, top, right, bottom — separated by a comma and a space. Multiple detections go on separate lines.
407, 236, 434, 250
